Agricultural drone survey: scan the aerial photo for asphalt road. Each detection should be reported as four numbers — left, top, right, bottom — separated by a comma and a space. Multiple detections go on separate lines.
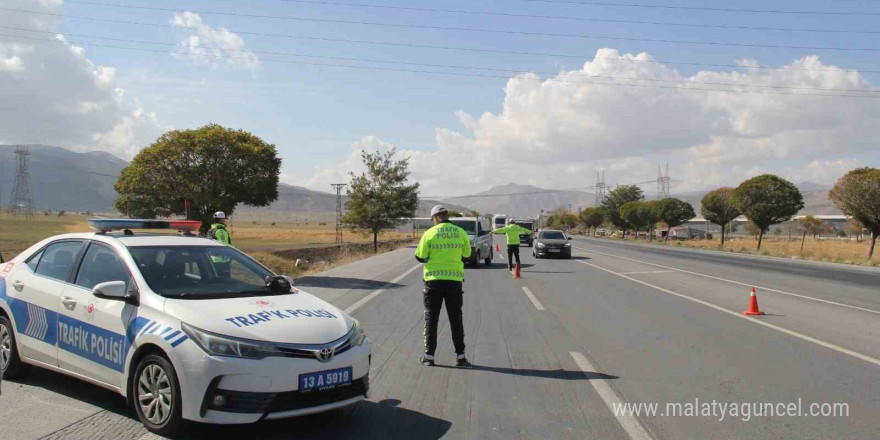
1, 238, 878, 439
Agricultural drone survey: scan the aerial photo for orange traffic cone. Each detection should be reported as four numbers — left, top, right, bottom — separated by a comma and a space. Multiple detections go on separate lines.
743, 287, 764, 316
495, 243, 500, 252
512, 262, 522, 279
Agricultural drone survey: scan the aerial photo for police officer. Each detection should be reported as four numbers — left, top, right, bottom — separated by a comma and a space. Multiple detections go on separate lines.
209, 211, 232, 277
415, 205, 473, 368
493, 218, 531, 271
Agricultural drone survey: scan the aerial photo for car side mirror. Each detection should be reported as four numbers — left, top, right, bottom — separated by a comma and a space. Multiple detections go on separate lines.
93, 281, 128, 300
567, 237, 572, 240
266, 275, 296, 293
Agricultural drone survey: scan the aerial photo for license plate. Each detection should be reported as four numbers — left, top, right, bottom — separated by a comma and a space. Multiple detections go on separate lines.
299, 367, 352, 392
548, 249, 561, 253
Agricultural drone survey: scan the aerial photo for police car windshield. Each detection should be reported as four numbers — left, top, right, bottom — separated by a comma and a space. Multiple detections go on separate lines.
540, 231, 565, 240
128, 246, 276, 299
449, 219, 476, 234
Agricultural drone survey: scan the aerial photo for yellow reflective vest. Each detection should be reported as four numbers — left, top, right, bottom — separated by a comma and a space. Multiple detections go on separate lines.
493, 224, 532, 245
415, 221, 472, 282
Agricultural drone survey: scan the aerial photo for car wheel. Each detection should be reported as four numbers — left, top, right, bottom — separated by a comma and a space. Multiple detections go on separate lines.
473, 251, 480, 269
484, 250, 492, 266
132, 353, 184, 436
0, 315, 31, 379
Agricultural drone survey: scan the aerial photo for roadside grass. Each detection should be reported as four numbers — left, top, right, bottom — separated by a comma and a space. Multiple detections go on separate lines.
594, 235, 879, 267
250, 240, 415, 278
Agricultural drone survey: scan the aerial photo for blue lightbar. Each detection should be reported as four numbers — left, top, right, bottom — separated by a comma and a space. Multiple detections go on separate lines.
88, 219, 201, 233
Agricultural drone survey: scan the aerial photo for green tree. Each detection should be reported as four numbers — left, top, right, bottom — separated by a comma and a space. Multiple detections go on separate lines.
644, 200, 662, 240
579, 207, 605, 236
619, 201, 652, 237
343, 149, 419, 253
654, 198, 696, 242
844, 218, 865, 242
733, 175, 804, 251
601, 185, 643, 237
796, 215, 824, 253
829, 167, 880, 259
701, 188, 741, 246
447, 210, 463, 218
546, 208, 578, 231
114, 124, 281, 230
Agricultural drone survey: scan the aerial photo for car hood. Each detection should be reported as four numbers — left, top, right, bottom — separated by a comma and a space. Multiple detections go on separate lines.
537, 239, 568, 245
164, 290, 352, 344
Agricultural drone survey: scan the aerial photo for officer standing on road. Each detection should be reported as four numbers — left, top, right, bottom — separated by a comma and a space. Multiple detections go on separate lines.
208, 211, 232, 277
415, 205, 473, 368
493, 218, 532, 271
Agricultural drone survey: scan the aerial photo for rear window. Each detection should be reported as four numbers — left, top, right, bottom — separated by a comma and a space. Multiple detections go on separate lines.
450, 219, 476, 234
540, 231, 565, 240
516, 222, 534, 230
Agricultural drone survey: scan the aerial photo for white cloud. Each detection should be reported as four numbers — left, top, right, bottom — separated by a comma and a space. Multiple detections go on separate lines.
0, 0, 166, 158
297, 48, 878, 197
171, 12, 259, 70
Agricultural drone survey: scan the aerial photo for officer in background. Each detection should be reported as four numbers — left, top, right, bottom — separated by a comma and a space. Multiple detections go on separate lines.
415, 205, 473, 368
208, 211, 232, 277
493, 218, 532, 271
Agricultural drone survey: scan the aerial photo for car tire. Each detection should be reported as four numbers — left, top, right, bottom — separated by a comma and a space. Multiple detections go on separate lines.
0, 314, 31, 379
132, 353, 185, 436
484, 251, 492, 266
473, 251, 481, 269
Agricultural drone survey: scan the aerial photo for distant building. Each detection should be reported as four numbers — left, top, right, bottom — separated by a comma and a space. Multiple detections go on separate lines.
668, 226, 707, 239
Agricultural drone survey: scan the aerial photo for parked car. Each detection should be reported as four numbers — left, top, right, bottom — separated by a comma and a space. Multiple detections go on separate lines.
533, 229, 572, 259
450, 217, 494, 267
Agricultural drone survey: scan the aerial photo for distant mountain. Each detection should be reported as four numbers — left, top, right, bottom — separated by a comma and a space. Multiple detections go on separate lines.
673, 182, 840, 216
441, 183, 597, 218
0, 144, 127, 212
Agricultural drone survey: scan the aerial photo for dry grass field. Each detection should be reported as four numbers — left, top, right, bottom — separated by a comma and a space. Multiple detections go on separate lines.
617, 235, 880, 267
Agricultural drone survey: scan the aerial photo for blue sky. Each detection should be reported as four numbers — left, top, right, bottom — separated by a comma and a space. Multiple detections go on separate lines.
2, 0, 878, 196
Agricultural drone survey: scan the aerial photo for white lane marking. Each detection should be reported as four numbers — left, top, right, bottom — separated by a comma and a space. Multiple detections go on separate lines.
618, 270, 674, 275
578, 260, 880, 367
344, 264, 421, 314
498, 253, 505, 260
570, 351, 654, 440
521, 286, 545, 310
576, 246, 880, 316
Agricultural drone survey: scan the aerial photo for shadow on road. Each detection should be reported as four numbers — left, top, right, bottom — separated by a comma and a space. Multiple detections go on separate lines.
174, 399, 451, 440
434, 364, 617, 381
8, 367, 130, 416
523, 270, 574, 274
295, 277, 403, 290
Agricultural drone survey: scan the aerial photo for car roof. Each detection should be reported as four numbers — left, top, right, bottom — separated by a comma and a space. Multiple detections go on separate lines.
38, 232, 222, 247
450, 217, 480, 221
539, 229, 564, 233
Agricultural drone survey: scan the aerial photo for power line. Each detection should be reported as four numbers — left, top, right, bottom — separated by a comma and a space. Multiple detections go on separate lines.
518, 0, 880, 16
66, 0, 880, 34
8, 6, 880, 52
6, 28, 877, 95
5, 33, 877, 99
6, 9, 879, 75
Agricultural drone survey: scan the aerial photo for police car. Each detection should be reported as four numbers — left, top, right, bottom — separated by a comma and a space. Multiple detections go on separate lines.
0, 219, 370, 434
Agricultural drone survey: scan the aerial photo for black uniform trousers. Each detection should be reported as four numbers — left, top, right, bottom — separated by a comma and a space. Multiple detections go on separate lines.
506, 244, 521, 269
423, 280, 465, 356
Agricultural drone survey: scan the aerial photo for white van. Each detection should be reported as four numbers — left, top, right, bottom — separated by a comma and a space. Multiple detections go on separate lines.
492, 215, 508, 232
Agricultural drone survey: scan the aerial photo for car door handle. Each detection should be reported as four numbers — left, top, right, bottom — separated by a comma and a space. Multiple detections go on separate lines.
12, 280, 24, 292
61, 296, 77, 310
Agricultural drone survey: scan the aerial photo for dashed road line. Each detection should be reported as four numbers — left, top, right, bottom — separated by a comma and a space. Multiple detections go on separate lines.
618, 270, 674, 275
577, 259, 880, 367
521, 286, 545, 310
575, 246, 880, 316
570, 351, 654, 440
344, 264, 421, 314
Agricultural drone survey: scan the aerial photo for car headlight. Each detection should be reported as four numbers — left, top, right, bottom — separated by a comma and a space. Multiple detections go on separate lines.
564, 243, 571, 247
182, 323, 282, 359
536, 243, 546, 248
350, 319, 367, 346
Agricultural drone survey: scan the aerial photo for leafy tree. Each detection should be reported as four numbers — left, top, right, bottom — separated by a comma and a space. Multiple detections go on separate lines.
619, 201, 652, 237
795, 215, 824, 252
468, 210, 480, 217
601, 185, 643, 237
829, 167, 880, 259
546, 209, 578, 231
845, 218, 865, 242
579, 207, 605, 236
744, 222, 761, 239
654, 198, 696, 242
733, 175, 804, 251
343, 148, 419, 253
701, 188, 741, 246
447, 210, 463, 218
114, 124, 281, 230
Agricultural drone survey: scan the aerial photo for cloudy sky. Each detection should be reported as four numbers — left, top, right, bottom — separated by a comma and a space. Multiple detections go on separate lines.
1, 0, 878, 198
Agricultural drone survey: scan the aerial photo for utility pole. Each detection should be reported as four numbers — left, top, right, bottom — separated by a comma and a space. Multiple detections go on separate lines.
9, 146, 35, 219
595, 171, 607, 206
656, 164, 670, 200
330, 183, 347, 244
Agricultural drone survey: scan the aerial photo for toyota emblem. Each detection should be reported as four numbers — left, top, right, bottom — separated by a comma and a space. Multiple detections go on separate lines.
316, 347, 334, 363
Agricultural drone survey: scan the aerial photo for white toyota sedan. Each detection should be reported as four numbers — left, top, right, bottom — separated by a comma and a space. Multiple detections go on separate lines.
0, 219, 371, 435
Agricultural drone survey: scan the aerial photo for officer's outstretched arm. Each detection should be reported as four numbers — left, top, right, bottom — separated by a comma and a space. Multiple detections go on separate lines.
415, 233, 430, 263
